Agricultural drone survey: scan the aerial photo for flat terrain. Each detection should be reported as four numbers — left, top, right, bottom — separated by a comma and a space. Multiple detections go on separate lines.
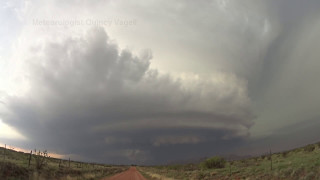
0, 147, 128, 180
140, 142, 320, 180
2, 142, 320, 179
103, 167, 146, 180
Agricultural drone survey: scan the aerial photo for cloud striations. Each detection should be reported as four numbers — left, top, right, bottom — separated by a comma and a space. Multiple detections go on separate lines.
1, 27, 253, 164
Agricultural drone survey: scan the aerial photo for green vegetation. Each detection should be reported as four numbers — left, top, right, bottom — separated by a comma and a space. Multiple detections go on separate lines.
304, 144, 315, 152
140, 142, 320, 180
2, 141, 320, 179
138, 169, 159, 180
34, 150, 49, 170
200, 156, 226, 169
0, 147, 127, 180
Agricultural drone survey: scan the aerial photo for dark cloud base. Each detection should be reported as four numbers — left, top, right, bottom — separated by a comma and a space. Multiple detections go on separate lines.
1, 27, 253, 164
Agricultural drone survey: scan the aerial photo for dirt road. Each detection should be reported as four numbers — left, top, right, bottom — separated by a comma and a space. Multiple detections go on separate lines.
102, 167, 147, 180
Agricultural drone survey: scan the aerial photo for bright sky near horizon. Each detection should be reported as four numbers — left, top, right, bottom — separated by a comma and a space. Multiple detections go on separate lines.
0, 119, 25, 140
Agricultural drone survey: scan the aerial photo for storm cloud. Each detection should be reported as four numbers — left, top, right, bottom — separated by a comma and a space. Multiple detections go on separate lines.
1, 0, 320, 164
1, 27, 253, 164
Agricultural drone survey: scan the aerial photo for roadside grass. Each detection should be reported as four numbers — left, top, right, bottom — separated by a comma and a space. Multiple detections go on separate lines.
0, 147, 128, 180
138, 168, 159, 180
2, 142, 320, 179
142, 142, 320, 180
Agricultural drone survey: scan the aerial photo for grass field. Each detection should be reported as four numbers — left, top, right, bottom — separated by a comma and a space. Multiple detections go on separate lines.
139, 142, 320, 180
2, 142, 320, 179
0, 147, 128, 180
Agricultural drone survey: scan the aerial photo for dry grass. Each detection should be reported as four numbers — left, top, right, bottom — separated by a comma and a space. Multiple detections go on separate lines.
0, 147, 128, 180
142, 142, 320, 180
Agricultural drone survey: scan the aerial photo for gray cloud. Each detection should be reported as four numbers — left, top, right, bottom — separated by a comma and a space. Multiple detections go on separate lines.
249, 0, 320, 137
152, 135, 204, 147
2, 0, 320, 164
1, 27, 253, 164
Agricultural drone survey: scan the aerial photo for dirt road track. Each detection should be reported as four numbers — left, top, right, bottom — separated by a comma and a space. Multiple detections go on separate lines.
102, 167, 147, 180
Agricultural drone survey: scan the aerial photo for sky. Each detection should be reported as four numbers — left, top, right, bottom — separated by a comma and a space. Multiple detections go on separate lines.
0, 0, 320, 165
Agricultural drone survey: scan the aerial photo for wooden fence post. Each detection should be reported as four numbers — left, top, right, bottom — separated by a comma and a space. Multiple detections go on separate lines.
69, 158, 70, 168
270, 149, 272, 171
28, 150, 32, 167
3, 144, 6, 161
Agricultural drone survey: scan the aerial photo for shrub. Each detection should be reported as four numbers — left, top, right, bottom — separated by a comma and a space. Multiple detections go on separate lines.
183, 164, 198, 171
167, 164, 182, 170
282, 151, 289, 158
196, 171, 207, 179
304, 145, 315, 152
200, 156, 226, 169
34, 150, 49, 170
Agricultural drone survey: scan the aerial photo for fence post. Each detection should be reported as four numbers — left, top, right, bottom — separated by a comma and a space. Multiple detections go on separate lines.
270, 149, 272, 171
3, 144, 6, 161
28, 150, 32, 167
69, 158, 70, 168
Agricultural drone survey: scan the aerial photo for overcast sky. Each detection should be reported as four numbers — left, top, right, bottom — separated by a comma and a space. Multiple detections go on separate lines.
1, 0, 320, 164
